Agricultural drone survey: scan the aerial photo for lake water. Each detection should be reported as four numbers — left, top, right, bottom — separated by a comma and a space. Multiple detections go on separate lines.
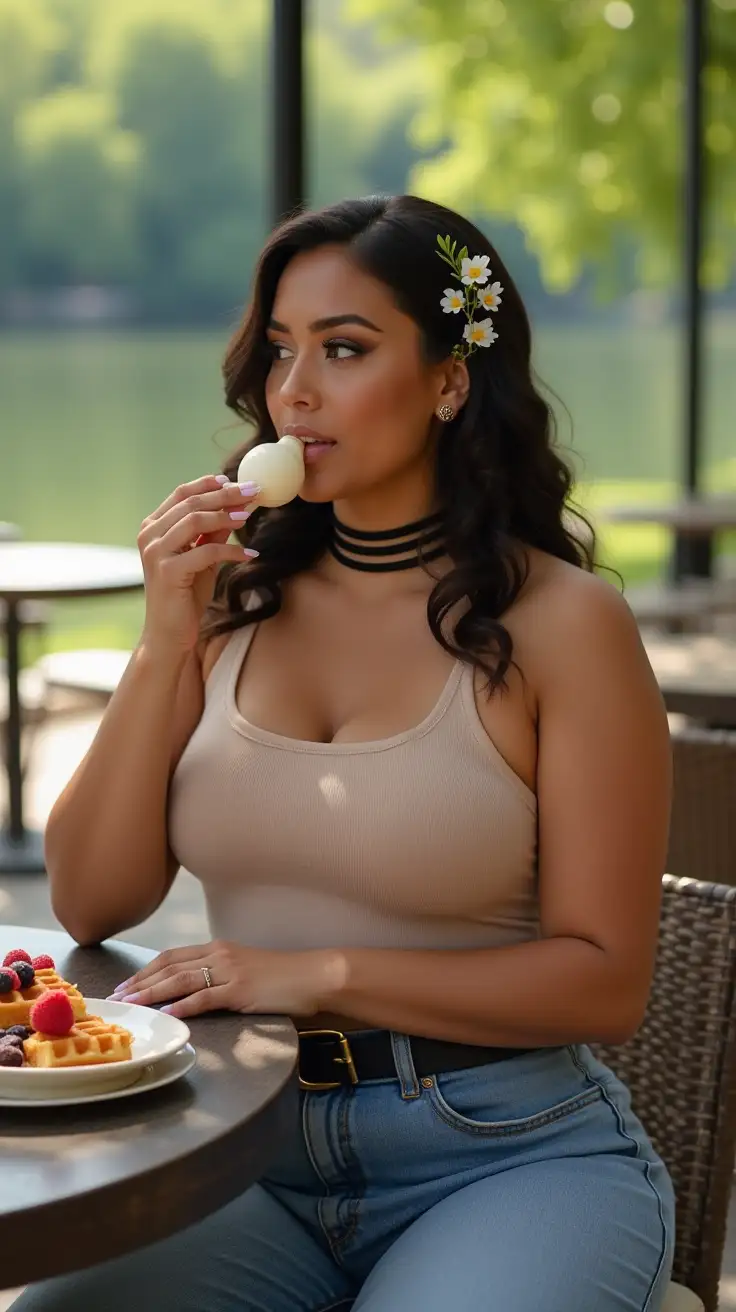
2, 320, 735, 649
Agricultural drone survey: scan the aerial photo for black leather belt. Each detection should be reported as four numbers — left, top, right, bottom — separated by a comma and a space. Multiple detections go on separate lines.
297, 1028, 536, 1091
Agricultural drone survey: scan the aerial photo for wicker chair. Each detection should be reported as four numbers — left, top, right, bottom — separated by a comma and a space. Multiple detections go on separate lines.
593, 875, 736, 1311
667, 728, 736, 885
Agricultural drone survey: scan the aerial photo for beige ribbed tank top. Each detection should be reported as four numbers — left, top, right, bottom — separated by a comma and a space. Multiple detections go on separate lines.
168, 622, 539, 952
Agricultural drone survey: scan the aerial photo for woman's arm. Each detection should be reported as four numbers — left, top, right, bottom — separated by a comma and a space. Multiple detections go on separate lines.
46, 642, 204, 946
315, 574, 672, 1046
46, 470, 253, 948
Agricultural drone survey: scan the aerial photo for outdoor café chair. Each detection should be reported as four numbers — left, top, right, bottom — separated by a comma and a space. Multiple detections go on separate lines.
594, 875, 736, 1311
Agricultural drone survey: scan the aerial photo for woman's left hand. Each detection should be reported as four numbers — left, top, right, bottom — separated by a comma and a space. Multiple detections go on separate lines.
107, 940, 347, 1019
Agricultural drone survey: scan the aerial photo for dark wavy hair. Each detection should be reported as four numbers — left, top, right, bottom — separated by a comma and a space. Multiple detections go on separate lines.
204, 193, 595, 691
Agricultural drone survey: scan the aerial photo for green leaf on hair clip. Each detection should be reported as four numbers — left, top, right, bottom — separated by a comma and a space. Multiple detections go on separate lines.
437, 252, 461, 274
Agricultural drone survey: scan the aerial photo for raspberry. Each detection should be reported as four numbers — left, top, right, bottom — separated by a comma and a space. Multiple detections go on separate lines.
31, 954, 55, 971
0, 969, 20, 993
9, 962, 34, 990
29, 990, 74, 1036
0, 1044, 23, 1067
2, 949, 32, 968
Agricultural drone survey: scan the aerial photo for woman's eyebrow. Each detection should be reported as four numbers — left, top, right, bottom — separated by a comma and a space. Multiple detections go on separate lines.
267, 314, 383, 333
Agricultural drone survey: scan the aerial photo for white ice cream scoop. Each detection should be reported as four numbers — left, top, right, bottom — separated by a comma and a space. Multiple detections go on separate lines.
236, 436, 305, 508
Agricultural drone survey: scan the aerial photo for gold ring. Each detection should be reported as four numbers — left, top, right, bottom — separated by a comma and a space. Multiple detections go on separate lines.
202, 966, 213, 989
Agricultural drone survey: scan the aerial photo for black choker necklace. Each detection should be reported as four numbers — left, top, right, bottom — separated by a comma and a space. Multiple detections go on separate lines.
330, 510, 446, 573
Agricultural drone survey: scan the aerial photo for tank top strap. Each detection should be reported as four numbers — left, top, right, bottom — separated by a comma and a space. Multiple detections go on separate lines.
204, 622, 258, 701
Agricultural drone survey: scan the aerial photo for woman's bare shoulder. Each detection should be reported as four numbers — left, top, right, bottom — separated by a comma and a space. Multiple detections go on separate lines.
517, 547, 626, 614
513, 547, 650, 696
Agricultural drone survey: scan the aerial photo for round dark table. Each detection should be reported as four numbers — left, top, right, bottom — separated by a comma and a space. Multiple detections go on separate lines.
0, 543, 144, 874
0, 926, 299, 1291
602, 495, 736, 579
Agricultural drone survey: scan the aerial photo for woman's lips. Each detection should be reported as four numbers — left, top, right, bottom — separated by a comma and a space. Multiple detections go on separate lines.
303, 441, 335, 465
283, 425, 333, 442
281, 427, 336, 464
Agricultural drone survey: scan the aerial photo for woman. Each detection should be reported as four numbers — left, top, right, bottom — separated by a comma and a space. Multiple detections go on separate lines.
17, 194, 674, 1311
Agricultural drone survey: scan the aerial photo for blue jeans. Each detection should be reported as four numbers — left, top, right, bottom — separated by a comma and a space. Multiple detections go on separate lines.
14, 1040, 675, 1311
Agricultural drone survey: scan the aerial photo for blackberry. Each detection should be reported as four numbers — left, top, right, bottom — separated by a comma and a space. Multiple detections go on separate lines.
8, 961, 34, 990
0, 970, 15, 994
6, 1025, 31, 1039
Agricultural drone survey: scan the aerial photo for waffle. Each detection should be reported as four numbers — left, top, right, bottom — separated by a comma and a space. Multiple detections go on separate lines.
0, 969, 86, 1029
24, 1015, 133, 1068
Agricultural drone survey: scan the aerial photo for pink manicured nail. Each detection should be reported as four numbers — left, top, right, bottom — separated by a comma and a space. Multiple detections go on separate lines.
229, 510, 252, 520
214, 474, 229, 485
120, 992, 142, 1004
243, 548, 260, 558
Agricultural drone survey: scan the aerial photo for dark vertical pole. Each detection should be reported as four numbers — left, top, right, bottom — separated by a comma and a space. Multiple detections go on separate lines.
674, 0, 708, 579
272, 0, 306, 226
683, 0, 704, 497
3, 601, 24, 841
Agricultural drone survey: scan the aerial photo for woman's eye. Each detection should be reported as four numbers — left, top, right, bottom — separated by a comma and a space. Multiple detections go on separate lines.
324, 339, 362, 360
269, 343, 293, 362
268, 339, 363, 363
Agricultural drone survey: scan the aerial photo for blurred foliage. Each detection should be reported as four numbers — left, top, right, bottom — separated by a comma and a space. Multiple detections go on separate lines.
1, 0, 733, 314
351, 0, 736, 291
0, 0, 425, 318
18, 88, 140, 283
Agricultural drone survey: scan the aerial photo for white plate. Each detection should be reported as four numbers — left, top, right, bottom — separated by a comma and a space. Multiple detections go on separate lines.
0, 1044, 197, 1107
0, 999, 190, 1098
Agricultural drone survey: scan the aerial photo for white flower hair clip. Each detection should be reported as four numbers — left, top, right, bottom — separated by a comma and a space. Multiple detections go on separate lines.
437, 234, 503, 360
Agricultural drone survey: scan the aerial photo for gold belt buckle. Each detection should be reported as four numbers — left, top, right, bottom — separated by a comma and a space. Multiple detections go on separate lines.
297, 1028, 359, 1091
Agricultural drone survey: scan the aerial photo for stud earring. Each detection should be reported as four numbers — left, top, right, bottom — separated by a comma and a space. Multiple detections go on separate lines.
438, 404, 455, 422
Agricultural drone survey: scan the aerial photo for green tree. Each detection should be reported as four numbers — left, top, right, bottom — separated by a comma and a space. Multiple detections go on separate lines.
0, 0, 60, 288
85, 1, 270, 315
42, 0, 99, 93
88, 7, 250, 312
308, 11, 427, 205
350, 0, 736, 290
0, 0, 436, 318
18, 88, 140, 283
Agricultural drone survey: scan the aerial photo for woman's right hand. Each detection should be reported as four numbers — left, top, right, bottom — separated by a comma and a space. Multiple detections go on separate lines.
137, 475, 260, 658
